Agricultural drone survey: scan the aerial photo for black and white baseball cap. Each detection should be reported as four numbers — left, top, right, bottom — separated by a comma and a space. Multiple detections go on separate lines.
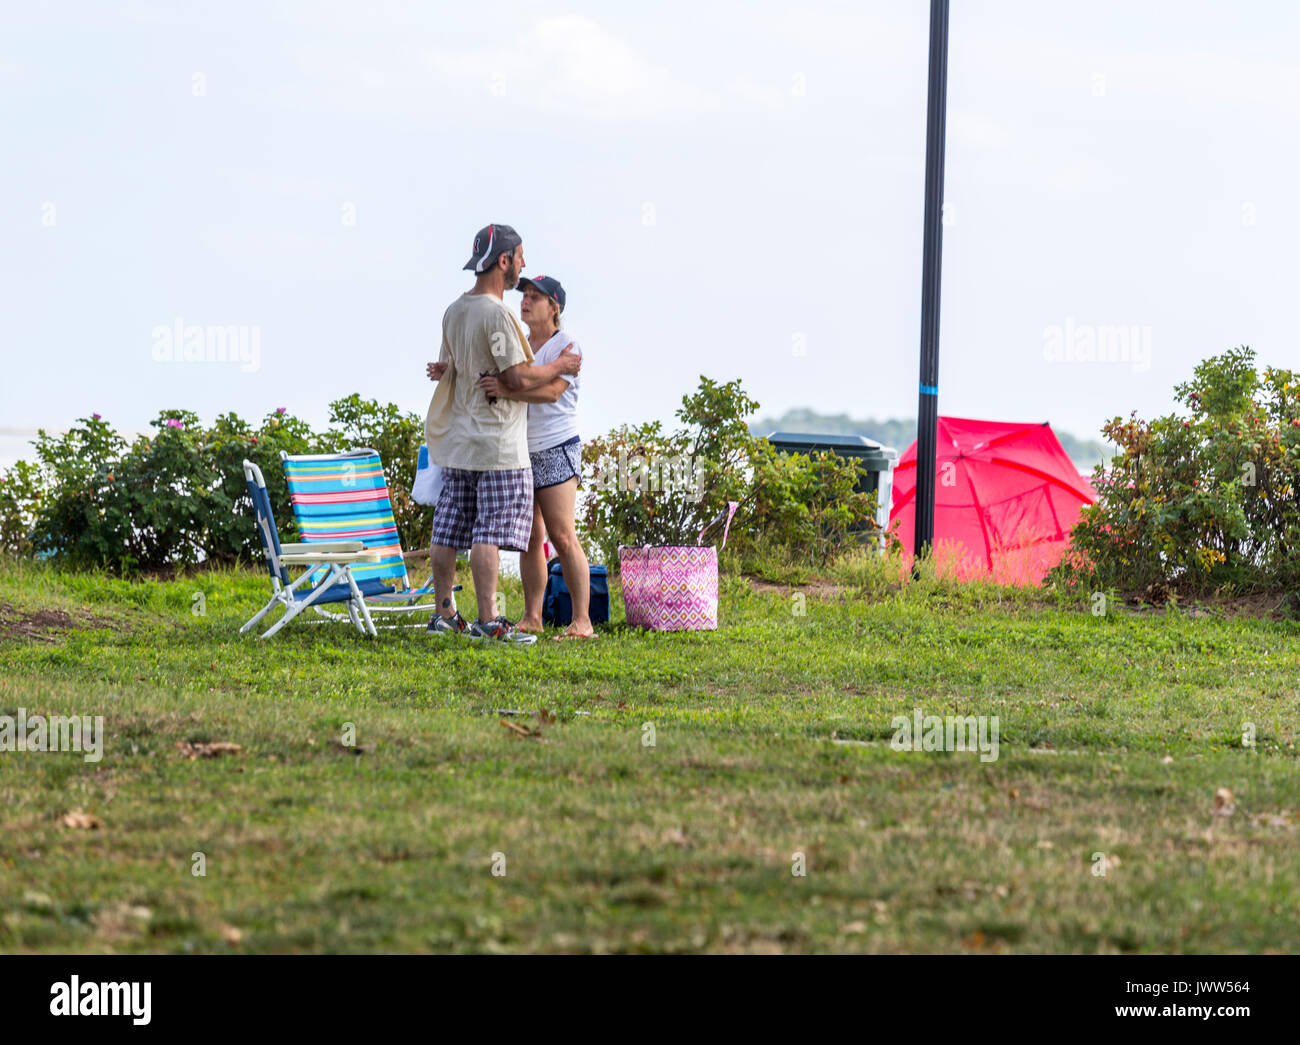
462, 224, 522, 273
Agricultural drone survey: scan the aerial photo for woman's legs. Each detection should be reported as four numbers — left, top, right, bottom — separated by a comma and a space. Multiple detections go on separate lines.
536, 477, 593, 636
517, 500, 548, 632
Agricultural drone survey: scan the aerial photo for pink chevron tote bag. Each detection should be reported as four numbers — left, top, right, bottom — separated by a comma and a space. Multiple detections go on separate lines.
619, 502, 738, 631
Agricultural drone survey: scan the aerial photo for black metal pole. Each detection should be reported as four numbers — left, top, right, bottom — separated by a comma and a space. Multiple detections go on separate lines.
914, 0, 950, 563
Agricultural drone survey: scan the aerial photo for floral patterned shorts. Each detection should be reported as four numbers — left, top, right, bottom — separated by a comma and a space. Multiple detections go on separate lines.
529, 436, 582, 491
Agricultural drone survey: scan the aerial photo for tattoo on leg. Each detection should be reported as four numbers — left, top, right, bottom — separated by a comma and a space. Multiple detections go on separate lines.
442, 598, 451, 608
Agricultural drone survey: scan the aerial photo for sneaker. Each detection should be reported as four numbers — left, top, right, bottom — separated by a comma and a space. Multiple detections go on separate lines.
427, 611, 468, 637
467, 616, 538, 645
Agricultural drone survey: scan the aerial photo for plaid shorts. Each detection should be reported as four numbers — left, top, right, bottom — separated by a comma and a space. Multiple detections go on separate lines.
431, 467, 534, 552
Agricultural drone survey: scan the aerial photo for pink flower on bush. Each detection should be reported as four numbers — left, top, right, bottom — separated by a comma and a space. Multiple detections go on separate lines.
276, 407, 286, 414
165, 418, 184, 429
92, 413, 101, 420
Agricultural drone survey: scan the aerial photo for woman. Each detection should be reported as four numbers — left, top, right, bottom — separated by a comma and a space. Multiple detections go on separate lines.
476, 275, 595, 639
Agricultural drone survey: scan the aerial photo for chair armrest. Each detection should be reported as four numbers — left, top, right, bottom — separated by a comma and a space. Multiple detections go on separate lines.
281, 541, 366, 553
281, 551, 382, 565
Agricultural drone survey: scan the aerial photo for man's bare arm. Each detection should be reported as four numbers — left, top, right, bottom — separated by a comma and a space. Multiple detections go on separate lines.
495, 363, 532, 396
480, 372, 568, 404
507, 344, 581, 392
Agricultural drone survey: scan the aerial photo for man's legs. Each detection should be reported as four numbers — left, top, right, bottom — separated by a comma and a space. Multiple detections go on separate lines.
536, 477, 594, 637
469, 543, 501, 623
466, 466, 534, 629
428, 468, 474, 627
431, 543, 459, 619
518, 501, 548, 632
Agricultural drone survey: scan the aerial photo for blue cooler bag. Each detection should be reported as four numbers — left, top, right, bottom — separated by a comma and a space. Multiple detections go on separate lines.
543, 561, 609, 626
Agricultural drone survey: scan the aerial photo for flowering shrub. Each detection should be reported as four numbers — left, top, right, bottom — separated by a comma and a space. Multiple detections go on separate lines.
0, 399, 429, 573
1050, 347, 1300, 595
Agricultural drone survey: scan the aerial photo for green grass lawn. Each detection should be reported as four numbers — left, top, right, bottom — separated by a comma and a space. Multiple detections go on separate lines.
1, 556, 1297, 953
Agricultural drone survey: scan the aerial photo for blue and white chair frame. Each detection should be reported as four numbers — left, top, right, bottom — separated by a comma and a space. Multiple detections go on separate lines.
279, 448, 459, 629
240, 459, 389, 639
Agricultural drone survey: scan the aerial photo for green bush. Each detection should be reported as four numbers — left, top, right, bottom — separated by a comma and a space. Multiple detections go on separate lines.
0, 398, 430, 574
1051, 347, 1300, 595
745, 440, 882, 566
578, 378, 756, 564
579, 376, 881, 570
0, 458, 47, 559
5, 380, 884, 577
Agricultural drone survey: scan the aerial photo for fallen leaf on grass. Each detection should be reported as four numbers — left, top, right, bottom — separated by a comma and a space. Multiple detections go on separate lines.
220, 923, 243, 945
660, 827, 689, 847
840, 920, 868, 935
177, 741, 242, 760
1214, 787, 1236, 816
61, 810, 102, 830
93, 902, 152, 936
500, 719, 541, 740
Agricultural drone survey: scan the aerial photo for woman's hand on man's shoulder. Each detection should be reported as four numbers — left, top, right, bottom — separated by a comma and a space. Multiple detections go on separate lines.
557, 343, 582, 376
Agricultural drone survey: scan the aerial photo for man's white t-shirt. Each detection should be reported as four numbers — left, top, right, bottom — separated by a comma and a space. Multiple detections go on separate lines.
424, 293, 533, 471
527, 329, 582, 454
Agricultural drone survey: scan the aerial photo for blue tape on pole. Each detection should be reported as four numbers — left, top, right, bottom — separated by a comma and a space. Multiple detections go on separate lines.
920, 384, 938, 395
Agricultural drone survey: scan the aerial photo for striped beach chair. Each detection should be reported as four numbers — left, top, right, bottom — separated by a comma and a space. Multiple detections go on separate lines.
279, 448, 451, 627
240, 459, 386, 639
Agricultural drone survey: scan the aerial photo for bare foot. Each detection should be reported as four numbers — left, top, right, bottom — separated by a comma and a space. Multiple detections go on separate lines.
555, 620, 597, 640
517, 616, 544, 633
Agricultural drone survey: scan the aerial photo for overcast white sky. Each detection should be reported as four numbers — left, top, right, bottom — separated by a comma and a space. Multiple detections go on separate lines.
3, 0, 1299, 469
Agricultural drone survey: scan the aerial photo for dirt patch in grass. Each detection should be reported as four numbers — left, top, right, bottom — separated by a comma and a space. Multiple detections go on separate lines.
746, 576, 846, 600
1125, 590, 1298, 621
0, 602, 117, 642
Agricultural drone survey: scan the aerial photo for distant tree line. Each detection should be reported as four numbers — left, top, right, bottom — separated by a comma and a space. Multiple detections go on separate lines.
749, 408, 1112, 471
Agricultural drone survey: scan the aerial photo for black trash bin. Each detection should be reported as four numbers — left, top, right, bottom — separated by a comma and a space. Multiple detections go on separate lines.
766, 432, 899, 546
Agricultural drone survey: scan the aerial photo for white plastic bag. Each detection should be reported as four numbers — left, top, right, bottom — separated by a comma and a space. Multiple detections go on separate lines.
411, 444, 442, 506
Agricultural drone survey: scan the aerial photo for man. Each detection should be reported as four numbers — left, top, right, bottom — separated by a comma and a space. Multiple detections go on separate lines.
424, 223, 581, 643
